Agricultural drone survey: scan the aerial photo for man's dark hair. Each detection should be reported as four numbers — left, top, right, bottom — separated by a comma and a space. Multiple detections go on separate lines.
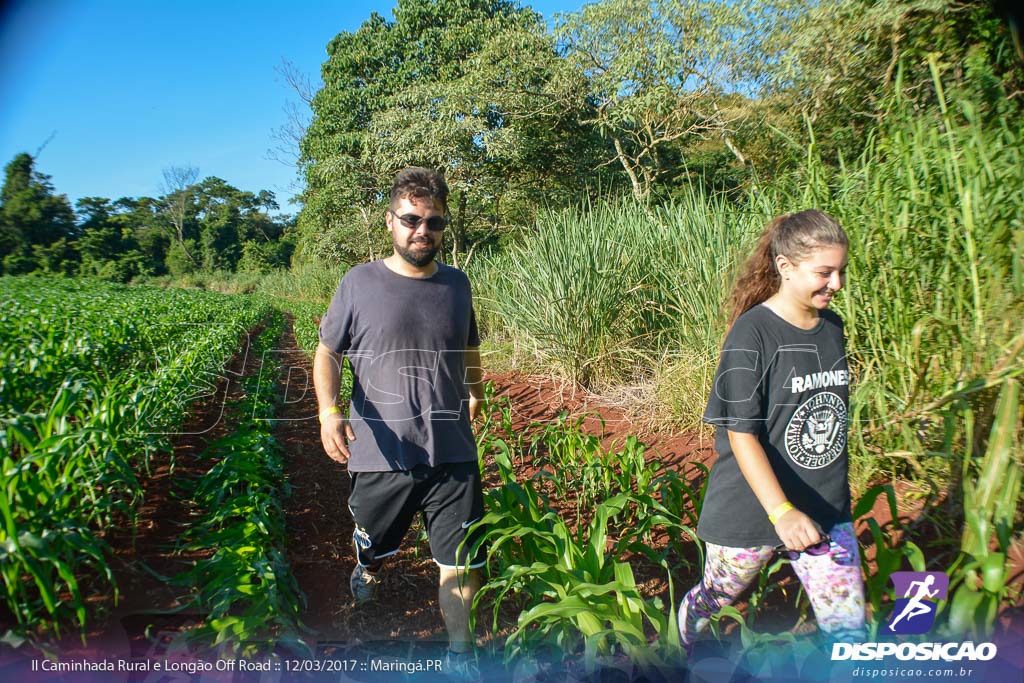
389, 167, 449, 212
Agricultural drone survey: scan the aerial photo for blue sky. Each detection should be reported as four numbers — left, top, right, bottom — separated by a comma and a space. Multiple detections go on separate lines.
0, 0, 585, 213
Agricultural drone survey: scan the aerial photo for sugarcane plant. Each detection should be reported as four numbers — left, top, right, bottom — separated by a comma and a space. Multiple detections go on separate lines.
942, 379, 1022, 638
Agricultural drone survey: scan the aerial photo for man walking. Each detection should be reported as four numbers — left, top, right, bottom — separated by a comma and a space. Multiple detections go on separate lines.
314, 167, 484, 665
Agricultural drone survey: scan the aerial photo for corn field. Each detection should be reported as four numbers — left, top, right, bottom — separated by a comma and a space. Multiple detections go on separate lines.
0, 277, 300, 648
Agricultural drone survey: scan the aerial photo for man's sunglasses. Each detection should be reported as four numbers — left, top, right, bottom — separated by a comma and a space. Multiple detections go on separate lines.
390, 210, 448, 232
773, 534, 832, 561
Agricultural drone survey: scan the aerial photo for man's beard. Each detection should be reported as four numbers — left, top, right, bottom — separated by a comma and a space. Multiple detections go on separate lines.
395, 237, 439, 267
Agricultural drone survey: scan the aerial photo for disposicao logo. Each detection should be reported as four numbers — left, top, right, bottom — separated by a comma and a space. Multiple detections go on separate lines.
831, 569, 998, 663
887, 571, 948, 635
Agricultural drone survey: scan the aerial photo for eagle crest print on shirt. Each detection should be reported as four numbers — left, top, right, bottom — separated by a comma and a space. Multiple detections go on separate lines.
784, 391, 847, 469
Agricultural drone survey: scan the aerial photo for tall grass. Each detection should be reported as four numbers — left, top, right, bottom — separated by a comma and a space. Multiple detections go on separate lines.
805, 79, 1024, 475
472, 203, 650, 387
138, 261, 348, 305
472, 192, 754, 397
255, 260, 348, 304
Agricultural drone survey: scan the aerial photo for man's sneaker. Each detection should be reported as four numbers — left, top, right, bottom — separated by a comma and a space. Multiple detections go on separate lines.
443, 650, 480, 682
349, 564, 379, 605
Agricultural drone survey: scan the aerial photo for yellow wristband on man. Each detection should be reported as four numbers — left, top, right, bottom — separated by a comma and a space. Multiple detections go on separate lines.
319, 406, 341, 424
768, 501, 794, 525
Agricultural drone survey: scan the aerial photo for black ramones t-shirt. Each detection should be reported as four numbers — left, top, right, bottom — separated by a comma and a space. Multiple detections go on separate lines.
697, 304, 852, 547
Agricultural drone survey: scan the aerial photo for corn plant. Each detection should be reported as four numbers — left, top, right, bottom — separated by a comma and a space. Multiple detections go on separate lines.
708, 603, 833, 680
481, 489, 683, 670
525, 414, 678, 533
609, 487, 702, 583
469, 437, 695, 671
269, 299, 324, 357
471, 441, 560, 617
475, 380, 519, 457
657, 462, 710, 530
852, 484, 926, 639
527, 413, 603, 513
710, 604, 799, 652
608, 436, 661, 498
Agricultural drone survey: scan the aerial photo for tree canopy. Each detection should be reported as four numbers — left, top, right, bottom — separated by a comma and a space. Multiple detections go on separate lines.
0, 153, 76, 275
298, 0, 609, 266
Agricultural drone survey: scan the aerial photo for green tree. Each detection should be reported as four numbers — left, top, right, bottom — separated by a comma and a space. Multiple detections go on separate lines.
0, 153, 75, 274
751, 0, 1024, 166
75, 196, 151, 282
76, 197, 122, 273
113, 196, 168, 277
159, 164, 201, 270
193, 177, 244, 271
556, 0, 756, 202
366, 23, 606, 264
151, 173, 291, 275
191, 177, 292, 272
299, 0, 602, 265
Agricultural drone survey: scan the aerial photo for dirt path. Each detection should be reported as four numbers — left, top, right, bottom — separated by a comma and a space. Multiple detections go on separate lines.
273, 318, 448, 650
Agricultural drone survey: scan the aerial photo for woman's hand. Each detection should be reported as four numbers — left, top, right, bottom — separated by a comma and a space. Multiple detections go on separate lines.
725, 431, 825, 551
774, 508, 824, 551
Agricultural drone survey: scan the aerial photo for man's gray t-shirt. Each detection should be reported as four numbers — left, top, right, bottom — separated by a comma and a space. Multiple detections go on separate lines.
318, 260, 480, 472
697, 304, 852, 547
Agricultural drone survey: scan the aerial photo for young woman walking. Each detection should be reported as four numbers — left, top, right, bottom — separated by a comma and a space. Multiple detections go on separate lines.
679, 210, 866, 648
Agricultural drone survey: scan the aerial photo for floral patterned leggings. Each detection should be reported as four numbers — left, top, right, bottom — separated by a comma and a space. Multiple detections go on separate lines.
679, 522, 865, 644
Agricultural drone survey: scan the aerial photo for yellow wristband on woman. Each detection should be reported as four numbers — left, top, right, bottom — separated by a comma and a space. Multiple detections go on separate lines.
768, 501, 794, 525
318, 406, 341, 423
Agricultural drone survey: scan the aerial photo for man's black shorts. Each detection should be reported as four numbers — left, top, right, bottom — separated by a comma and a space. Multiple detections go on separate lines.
348, 461, 486, 569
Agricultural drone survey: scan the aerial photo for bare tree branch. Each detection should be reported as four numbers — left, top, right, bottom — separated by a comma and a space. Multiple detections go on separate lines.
160, 164, 200, 266
268, 58, 321, 169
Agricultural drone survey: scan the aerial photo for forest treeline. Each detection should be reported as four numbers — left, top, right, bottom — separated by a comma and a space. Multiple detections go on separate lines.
1, 0, 1020, 280
0, 156, 294, 282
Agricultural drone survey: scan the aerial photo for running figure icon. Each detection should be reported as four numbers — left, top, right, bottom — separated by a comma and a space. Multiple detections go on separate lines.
888, 574, 939, 631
